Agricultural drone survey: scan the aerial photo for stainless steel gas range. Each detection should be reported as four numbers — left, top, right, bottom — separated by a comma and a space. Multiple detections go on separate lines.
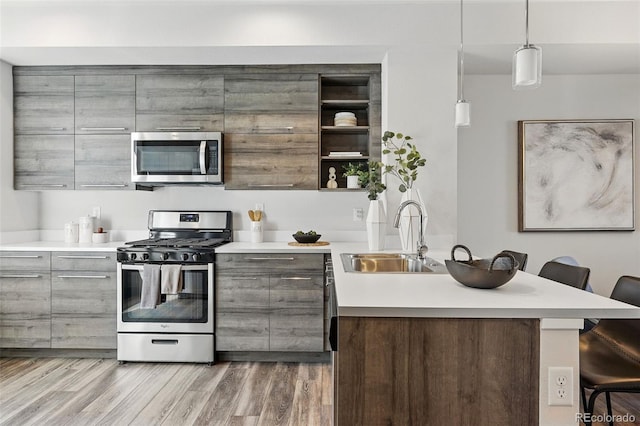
116, 210, 232, 364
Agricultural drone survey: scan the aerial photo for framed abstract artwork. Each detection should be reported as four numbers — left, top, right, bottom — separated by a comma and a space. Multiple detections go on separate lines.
518, 119, 635, 231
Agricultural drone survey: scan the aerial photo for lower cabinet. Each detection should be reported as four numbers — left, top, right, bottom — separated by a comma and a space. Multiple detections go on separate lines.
216, 253, 324, 352
0, 250, 117, 350
0, 252, 52, 348
51, 252, 117, 349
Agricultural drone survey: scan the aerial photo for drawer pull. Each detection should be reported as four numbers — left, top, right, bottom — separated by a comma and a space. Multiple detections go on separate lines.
252, 126, 294, 132
155, 127, 201, 131
57, 255, 110, 259
151, 339, 179, 345
57, 275, 108, 279
0, 274, 41, 278
236, 277, 258, 280
281, 277, 312, 281
247, 184, 295, 188
248, 257, 295, 261
79, 127, 127, 131
0, 255, 42, 258
80, 184, 128, 188
20, 184, 67, 188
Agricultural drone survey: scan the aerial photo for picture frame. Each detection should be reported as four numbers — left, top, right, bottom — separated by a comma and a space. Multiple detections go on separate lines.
518, 119, 635, 231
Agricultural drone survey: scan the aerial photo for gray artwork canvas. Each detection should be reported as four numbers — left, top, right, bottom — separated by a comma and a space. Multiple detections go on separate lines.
518, 120, 634, 231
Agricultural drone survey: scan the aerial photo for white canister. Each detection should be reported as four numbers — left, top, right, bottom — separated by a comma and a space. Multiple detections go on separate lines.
78, 216, 95, 243
64, 222, 79, 243
250, 221, 263, 243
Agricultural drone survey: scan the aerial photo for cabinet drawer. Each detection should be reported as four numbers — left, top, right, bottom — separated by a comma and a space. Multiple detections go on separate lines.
0, 251, 50, 271
0, 319, 51, 348
216, 253, 324, 272
51, 252, 116, 271
51, 315, 116, 349
0, 273, 51, 317
52, 273, 116, 315
270, 275, 324, 309
216, 274, 269, 311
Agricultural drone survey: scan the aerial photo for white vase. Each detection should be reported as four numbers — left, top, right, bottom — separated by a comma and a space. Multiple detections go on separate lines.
346, 175, 360, 189
366, 199, 386, 251
397, 188, 427, 252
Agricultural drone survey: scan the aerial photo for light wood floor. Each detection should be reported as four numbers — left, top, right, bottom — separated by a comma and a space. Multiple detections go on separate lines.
1, 357, 639, 426
0, 358, 332, 426
583, 389, 640, 426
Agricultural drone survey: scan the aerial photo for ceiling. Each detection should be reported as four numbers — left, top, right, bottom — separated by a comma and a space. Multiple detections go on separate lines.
0, 0, 638, 75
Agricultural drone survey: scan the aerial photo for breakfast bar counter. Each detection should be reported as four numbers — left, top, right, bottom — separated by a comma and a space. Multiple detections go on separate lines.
327, 243, 640, 426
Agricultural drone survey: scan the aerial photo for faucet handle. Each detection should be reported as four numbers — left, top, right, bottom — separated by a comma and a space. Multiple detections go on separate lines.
417, 244, 429, 259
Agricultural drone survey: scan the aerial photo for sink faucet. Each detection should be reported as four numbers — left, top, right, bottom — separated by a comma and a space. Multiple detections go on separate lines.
393, 200, 428, 259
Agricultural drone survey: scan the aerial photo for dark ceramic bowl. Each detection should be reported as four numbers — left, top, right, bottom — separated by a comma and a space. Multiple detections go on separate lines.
445, 244, 519, 289
292, 234, 321, 244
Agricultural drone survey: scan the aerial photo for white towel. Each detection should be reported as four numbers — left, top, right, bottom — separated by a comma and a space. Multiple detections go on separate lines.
140, 264, 161, 309
160, 264, 183, 295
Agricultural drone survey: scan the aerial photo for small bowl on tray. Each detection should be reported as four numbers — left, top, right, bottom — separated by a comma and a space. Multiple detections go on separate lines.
292, 233, 322, 244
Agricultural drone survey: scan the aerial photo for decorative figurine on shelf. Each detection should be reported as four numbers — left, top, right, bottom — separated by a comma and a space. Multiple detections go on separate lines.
327, 166, 338, 189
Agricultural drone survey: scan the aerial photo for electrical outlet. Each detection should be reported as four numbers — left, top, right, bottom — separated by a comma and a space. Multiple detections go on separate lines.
548, 367, 573, 406
353, 208, 364, 222
92, 206, 101, 220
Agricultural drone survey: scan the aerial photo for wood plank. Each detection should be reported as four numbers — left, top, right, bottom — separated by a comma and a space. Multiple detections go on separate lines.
256, 362, 299, 426
337, 317, 540, 426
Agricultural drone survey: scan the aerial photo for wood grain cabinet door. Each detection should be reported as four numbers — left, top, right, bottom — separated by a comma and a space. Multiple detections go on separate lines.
269, 273, 324, 352
224, 73, 319, 190
75, 134, 132, 190
75, 75, 135, 135
51, 252, 117, 349
14, 75, 74, 135
135, 74, 224, 132
0, 252, 52, 348
14, 134, 74, 190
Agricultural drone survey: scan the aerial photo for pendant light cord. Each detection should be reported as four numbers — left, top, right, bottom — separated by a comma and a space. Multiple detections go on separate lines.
458, 0, 465, 100
525, 0, 530, 47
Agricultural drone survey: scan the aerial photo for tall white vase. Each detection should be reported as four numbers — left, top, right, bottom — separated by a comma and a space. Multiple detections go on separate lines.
397, 188, 427, 252
366, 199, 386, 251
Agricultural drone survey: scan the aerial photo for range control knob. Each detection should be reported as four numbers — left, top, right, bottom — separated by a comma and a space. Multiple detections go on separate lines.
181, 253, 190, 261
142, 253, 149, 261
192, 253, 200, 262
130, 253, 137, 260
162, 252, 170, 261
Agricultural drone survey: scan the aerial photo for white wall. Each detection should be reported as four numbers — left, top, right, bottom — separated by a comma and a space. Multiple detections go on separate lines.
458, 73, 640, 296
0, 59, 39, 236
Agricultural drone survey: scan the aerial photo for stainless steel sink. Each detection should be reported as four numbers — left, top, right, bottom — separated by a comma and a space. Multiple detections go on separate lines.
340, 253, 447, 274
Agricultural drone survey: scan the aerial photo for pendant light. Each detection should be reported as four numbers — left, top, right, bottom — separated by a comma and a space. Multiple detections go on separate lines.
513, 0, 542, 89
455, 0, 470, 127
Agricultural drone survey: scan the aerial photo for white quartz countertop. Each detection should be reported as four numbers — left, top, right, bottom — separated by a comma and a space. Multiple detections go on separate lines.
0, 241, 124, 252
329, 243, 640, 320
215, 241, 332, 254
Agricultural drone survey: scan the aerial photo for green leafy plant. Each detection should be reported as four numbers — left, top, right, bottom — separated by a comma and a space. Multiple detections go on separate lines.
342, 162, 364, 177
358, 161, 387, 201
382, 131, 426, 193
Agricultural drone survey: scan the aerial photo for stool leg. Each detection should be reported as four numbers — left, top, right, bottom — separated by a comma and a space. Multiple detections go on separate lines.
580, 387, 588, 412
605, 392, 613, 426
586, 390, 602, 426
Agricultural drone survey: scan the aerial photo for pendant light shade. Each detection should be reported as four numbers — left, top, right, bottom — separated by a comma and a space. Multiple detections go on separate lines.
455, 0, 470, 127
455, 100, 471, 127
513, 0, 542, 89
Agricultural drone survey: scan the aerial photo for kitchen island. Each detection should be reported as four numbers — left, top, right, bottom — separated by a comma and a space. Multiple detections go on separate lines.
328, 243, 640, 426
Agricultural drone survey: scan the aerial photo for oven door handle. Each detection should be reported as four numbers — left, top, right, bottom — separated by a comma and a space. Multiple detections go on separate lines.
199, 141, 207, 175
119, 264, 210, 271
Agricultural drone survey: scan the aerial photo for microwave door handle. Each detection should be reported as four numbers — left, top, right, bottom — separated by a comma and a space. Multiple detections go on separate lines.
199, 141, 207, 175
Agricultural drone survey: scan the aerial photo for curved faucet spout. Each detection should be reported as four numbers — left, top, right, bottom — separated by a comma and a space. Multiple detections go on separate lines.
394, 200, 428, 259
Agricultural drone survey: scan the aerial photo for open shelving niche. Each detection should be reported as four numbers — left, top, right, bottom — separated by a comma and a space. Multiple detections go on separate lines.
318, 75, 373, 191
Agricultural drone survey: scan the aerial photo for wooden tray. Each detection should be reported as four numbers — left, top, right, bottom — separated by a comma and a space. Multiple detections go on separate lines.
287, 241, 330, 247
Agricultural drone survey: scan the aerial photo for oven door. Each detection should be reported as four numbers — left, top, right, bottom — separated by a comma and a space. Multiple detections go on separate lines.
117, 263, 214, 333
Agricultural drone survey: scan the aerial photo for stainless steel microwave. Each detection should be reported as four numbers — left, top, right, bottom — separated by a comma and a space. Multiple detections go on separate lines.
131, 132, 223, 185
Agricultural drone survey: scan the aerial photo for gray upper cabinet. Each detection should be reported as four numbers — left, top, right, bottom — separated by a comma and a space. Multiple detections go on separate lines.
14, 75, 75, 190
75, 75, 135, 134
74, 75, 135, 190
14, 134, 75, 190
135, 74, 224, 132
224, 73, 319, 190
14, 75, 74, 135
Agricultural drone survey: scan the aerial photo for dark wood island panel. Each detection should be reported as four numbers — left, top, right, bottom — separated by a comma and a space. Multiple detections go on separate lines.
335, 317, 540, 425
